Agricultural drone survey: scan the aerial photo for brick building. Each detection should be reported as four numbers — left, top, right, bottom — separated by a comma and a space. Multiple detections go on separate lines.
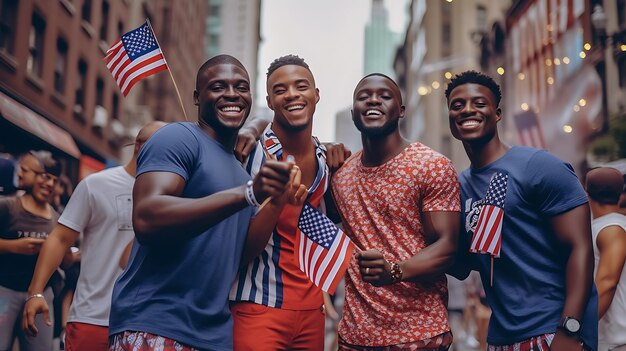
0, 0, 207, 179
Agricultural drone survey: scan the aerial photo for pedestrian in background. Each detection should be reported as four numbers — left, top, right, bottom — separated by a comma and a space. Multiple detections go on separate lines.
0, 151, 62, 351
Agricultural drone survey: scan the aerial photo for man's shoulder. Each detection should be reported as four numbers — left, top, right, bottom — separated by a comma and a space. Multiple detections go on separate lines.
82, 166, 126, 183
409, 142, 448, 159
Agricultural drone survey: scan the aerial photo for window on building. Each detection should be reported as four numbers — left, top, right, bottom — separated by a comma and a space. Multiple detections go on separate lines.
476, 5, 487, 32
100, 0, 109, 41
440, 1, 452, 57
112, 93, 119, 120
0, 0, 18, 54
618, 0, 626, 28
75, 59, 88, 115
27, 13, 46, 77
140, 79, 150, 105
81, 0, 91, 22
618, 56, 626, 88
54, 37, 68, 94
96, 77, 104, 106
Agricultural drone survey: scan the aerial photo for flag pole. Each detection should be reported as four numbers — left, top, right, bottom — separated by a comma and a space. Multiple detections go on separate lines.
145, 19, 189, 122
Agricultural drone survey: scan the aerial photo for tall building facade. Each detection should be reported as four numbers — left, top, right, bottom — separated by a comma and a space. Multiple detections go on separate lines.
364, 0, 402, 76
0, 0, 133, 178
395, 0, 511, 171
205, 0, 261, 98
141, 1, 207, 123
496, 0, 604, 173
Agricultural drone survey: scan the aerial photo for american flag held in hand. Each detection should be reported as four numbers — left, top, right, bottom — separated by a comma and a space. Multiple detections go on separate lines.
105, 21, 168, 96
297, 202, 354, 294
470, 172, 508, 258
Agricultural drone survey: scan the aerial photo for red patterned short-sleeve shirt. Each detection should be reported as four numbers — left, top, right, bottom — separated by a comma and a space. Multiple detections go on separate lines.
331, 142, 461, 347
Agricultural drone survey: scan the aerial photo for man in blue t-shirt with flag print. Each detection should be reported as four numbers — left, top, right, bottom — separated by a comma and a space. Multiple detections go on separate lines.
446, 70, 597, 351
107, 55, 298, 351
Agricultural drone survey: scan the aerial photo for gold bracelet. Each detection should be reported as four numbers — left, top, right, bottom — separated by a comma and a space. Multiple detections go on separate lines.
25, 293, 45, 303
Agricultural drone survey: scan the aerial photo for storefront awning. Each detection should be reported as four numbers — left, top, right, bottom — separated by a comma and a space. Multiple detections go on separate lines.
0, 91, 81, 158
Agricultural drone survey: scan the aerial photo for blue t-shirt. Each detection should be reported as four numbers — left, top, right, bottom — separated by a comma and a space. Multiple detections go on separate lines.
458, 146, 597, 348
109, 122, 254, 350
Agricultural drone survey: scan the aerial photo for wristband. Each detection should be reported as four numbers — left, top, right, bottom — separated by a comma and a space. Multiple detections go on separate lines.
244, 180, 262, 207
25, 293, 45, 303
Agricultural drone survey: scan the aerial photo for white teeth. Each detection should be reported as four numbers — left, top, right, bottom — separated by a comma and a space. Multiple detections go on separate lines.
461, 120, 480, 127
221, 106, 241, 112
286, 104, 305, 112
365, 110, 382, 116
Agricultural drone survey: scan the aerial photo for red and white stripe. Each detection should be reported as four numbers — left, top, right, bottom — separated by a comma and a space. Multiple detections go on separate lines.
104, 39, 168, 96
297, 226, 353, 294
470, 204, 503, 257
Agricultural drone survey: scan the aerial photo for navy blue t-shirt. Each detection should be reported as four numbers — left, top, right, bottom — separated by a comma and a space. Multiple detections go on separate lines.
458, 146, 597, 348
109, 122, 254, 350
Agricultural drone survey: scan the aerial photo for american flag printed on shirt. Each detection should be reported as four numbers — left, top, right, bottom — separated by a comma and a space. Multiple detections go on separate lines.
470, 172, 508, 257
297, 202, 354, 294
105, 21, 168, 96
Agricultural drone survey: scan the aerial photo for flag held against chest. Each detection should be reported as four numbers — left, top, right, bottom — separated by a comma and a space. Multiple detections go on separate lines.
470, 172, 508, 258
297, 202, 354, 295
105, 21, 168, 97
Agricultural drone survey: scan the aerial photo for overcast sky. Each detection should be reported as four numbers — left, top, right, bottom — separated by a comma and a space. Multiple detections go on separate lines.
258, 0, 409, 141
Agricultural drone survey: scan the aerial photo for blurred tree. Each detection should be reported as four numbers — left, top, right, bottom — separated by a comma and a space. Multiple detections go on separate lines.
589, 112, 626, 160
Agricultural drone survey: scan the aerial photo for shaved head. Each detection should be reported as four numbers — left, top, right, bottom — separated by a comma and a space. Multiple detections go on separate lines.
134, 121, 167, 156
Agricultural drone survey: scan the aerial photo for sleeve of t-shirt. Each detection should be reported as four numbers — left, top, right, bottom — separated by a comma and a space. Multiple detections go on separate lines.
421, 154, 462, 212
58, 177, 92, 233
136, 123, 199, 181
526, 150, 588, 216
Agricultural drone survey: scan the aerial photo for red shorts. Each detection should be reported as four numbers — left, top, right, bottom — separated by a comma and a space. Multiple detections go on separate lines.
65, 322, 108, 351
231, 302, 325, 351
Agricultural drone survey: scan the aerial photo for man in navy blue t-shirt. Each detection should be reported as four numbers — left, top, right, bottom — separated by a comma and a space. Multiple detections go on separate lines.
446, 70, 597, 351
108, 55, 298, 351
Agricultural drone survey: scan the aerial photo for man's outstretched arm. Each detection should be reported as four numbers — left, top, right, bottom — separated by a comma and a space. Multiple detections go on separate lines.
23, 224, 79, 336
133, 160, 292, 245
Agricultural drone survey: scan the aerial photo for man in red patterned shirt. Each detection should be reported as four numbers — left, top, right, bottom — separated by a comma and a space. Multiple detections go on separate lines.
331, 73, 461, 350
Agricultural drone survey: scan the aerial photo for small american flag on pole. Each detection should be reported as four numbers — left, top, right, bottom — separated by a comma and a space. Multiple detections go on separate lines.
297, 202, 354, 294
105, 21, 168, 96
470, 172, 508, 258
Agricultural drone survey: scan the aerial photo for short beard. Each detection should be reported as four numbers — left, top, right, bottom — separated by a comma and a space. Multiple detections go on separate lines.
199, 112, 246, 136
354, 119, 398, 139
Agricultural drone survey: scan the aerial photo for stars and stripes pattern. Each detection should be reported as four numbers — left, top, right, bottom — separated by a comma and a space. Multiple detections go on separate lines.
105, 21, 168, 96
297, 202, 354, 294
470, 172, 508, 257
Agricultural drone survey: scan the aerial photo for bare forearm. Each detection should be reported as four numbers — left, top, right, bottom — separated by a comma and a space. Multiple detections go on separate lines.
242, 113, 271, 136
562, 244, 594, 319
134, 186, 249, 245
28, 236, 72, 294
597, 279, 618, 318
0, 238, 13, 253
401, 236, 457, 282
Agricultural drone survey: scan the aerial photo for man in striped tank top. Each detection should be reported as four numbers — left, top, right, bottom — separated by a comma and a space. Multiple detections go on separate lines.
230, 54, 330, 351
